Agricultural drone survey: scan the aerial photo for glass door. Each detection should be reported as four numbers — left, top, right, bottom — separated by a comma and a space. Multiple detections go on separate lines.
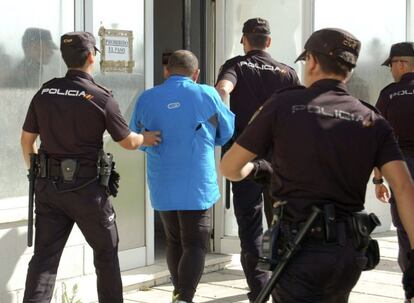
90, 0, 149, 269
214, 0, 305, 253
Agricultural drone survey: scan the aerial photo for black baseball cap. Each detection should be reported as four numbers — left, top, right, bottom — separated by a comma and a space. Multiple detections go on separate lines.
60, 31, 100, 59
240, 18, 270, 43
295, 28, 361, 68
22, 28, 58, 50
382, 42, 414, 66
242, 18, 270, 35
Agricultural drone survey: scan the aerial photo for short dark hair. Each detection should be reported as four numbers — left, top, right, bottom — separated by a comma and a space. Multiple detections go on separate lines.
62, 50, 89, 68
167, 50, 198, 77
245, 33, 269, 49
309, 51, 352, 78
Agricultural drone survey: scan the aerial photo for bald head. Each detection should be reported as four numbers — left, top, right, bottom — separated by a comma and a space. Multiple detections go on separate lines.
167, 50, 199, 77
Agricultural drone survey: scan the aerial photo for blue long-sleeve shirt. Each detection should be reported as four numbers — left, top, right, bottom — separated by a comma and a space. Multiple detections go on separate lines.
130, 75, 235, 210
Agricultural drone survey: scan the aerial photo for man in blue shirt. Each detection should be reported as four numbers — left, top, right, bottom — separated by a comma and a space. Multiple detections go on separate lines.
130, 50, 234, 303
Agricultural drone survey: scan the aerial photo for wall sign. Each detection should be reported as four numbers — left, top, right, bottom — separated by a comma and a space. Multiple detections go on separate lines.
98, 26, 134, 73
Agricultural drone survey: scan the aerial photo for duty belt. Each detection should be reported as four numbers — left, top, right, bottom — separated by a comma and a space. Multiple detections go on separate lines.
39, 158, 98, 180
281, 219, 352, 243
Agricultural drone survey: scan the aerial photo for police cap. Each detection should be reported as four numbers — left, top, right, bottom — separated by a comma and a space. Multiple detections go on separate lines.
295, 28, 361, 68
22, 28, 58, 50
242, 18, 271, 35
60, 31, 100, 59
382, 42, 414, 66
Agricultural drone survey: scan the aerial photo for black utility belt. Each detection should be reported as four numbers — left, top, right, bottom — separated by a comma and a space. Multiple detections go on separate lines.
282, 211, 380, 245
281, 220, 349, 243
38, 157, 98, 182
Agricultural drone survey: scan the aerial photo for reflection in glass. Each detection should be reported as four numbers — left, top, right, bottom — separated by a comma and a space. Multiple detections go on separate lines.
0, 0, 73, 200
7, 28, 58, 88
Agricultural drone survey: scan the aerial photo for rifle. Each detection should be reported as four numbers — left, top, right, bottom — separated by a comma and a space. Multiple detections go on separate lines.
254, 206, 322, 303
27, 153, 38, 247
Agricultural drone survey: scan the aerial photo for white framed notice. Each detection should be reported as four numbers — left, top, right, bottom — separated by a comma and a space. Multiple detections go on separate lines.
98, 26, 135, 73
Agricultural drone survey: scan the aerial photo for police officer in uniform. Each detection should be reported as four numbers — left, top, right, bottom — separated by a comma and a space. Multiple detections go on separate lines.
20, 32, 161, 303
220, 28, 414, 302
374, 42, 414, 301
215, 18, 299, 302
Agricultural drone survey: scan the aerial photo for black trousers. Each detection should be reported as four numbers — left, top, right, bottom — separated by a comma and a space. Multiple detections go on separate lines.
389, 155, 414, 272
272, 236, 363, 303
232, 179, 273, 302
23, 179, 123, 303
159, 209, 211, 302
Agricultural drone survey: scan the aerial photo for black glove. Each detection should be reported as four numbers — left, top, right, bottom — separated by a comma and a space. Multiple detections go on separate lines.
403, 250, 414, 300
108, 169, 120, 197
247, 159, 273, 185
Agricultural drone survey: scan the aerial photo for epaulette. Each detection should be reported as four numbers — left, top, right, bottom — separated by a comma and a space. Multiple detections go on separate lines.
359, 99, 380, 114
274, 85, 306, 94
41, 78, 59, 88
94, 82, 113, 96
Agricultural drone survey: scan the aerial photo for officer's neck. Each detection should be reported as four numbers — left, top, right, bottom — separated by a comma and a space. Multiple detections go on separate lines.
244, 45, 267, 54
68, 65, 93, 76
306, 73, 346, 87
396, 70, 414, 82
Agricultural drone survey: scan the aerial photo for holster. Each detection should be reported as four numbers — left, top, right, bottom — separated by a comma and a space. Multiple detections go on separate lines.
349, 212, 381, 271
259, 201, 285, 271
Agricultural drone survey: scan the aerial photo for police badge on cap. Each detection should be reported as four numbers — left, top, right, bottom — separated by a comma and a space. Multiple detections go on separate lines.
295, 28, 361, 68
60, 31, 100, 56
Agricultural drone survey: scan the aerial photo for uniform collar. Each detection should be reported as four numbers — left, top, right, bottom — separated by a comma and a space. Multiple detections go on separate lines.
310, 79, 348, 93
246, 49, 270, 58
399, 72, 414, 83
165, 75, 193, 82
65, 69, 94, 81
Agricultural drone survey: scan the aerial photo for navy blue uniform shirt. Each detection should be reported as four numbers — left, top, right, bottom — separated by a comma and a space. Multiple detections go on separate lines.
216, 50, 300, 137
376, 72, 414, 156
23, 70, 130, 165
237, 79, 403, 221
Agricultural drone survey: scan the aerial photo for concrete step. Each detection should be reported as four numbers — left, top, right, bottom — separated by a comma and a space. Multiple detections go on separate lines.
122, 253, 233, 293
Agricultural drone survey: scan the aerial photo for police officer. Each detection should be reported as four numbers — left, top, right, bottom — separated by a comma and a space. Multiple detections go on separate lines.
220, 28, 414, 302
215, 17, 299, 302
374, 42, 414, 301
20, 31, 161, 303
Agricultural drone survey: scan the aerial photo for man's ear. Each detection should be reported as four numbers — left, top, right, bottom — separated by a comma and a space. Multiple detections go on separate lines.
265, 36, 271, 48
307, 53, 318, 72
163, 66, 170, 79
87, 51, 95, 65
192, 69, 200, 82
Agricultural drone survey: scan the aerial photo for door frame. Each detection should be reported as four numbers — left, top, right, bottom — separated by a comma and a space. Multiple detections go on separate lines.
212, 0, 314, 254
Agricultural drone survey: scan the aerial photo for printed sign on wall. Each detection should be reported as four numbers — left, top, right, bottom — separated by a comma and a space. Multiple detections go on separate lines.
98, 27, 134, 73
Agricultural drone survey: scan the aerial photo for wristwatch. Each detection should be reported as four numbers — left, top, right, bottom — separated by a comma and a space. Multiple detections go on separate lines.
372, 177, 384, 185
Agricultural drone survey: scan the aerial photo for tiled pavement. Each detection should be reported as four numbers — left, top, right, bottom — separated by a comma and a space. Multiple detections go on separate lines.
123, 230, 405, 303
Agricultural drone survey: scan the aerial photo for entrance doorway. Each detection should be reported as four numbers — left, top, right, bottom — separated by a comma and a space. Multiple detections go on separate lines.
153, 0, 212, 260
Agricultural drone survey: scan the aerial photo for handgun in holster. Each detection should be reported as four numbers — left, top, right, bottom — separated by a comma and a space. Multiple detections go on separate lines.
350, 211, 381, 271
258, 201, 285, 271
98, 150, 113, 187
